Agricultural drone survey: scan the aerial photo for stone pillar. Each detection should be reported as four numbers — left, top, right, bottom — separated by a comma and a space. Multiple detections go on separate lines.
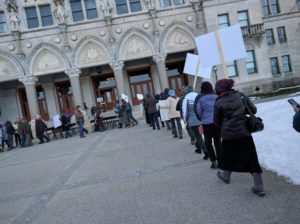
65, 68, 83, 108
109, 61, 126, 101
153, 54, 169, 91
19, 76, 39, 120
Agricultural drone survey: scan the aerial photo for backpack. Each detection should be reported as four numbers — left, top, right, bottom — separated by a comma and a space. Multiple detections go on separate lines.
193, 94, 202, 121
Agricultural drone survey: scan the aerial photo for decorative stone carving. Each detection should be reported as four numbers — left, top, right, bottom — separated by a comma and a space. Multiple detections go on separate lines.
121, 35, 152, 60
100, 0, 113, 18
54, 37, 61, 43
5, 0, 20, 31
65, 68, 81, 77
115, 27, 122, 34
100, 30, 106, 36
53, 0, 68, 24
186, 15, 193, 22
109, 61, 124, 70
159, 20, 165, 26
78, 42, 110, 67
19, 76, 38, 85
33, 49, 64, 75
8, 44, 15, 51
165, 28, 194, 52
143, 22, 150, 29
25, 42, 32, 48
152, 53, 167, 62
0, 58, 18, 80
71, 34, 77, 41
144, 0, 155, 10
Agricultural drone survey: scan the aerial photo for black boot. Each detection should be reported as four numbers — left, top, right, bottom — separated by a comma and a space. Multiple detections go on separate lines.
203, 152, 209, 160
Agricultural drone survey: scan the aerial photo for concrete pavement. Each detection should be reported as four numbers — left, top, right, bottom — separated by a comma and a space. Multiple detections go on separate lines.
0, 123, 299, 224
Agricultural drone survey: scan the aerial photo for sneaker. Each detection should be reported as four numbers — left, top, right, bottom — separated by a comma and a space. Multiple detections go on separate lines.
251, 187, 265, 197
203, 153, 209, 160
217, 171, 230, 184
179, 136, 183, 139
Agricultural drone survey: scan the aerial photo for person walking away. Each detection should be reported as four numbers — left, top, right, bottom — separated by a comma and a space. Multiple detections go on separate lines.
35, 115, 50, 144
182, 85, 208, 159
126, 100, 138, 126
18, 118, 26, 147
13, 119, 21, 147
195, 81, 221, 169
164, 89, 182, 138
145, 93, 160, 130
143, 99, 151, 126
95, 109, 105, 132
23, 119, 32, 147
155, 94, 165, 127
60, 113, 72, 138
176, 86, 196, 145
75, 105, 86, 138
159, 89, 171, 130
214, 79, 265, 196
5, 121, 15, 150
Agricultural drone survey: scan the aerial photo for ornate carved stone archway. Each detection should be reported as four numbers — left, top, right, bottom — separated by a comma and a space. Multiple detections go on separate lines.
0, 50, 25, 82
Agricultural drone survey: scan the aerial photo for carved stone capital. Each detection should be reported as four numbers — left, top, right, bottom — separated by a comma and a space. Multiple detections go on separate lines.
153, 54, 167, 63
190, 0, 202, 11
109, 61, 124, 70
19, 76, 38, 85
65, 68, 81, 78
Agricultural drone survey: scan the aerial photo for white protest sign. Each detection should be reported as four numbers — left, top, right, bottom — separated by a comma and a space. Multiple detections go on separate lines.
96, 97, 103, 103
183, 53, 200, 76
195, 24, 247, 78
195, 32, 221, 68
219, 24, 247, 62
137, 94, 144, 100
122, 93, 128, 102
184, 53, 212, 79
53, 114, 61, 128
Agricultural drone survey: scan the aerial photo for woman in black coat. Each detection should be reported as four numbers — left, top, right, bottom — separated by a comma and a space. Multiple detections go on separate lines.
214, 79, 265, 196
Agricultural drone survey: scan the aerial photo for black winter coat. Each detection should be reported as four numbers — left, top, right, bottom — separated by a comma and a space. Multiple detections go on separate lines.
214, 90, 257, 140
145, 96, 157, 114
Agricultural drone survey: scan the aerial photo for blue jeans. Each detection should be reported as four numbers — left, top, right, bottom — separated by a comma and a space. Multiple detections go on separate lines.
78, 122, 84, 138
21, 134, 26, 147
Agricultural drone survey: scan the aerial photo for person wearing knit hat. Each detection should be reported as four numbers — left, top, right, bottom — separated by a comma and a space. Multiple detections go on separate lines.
159, 88, 172, 130
214, 79, 265, 196
160, 89, 183, 138
194, 81, 221, 169
182, 85, 208, 159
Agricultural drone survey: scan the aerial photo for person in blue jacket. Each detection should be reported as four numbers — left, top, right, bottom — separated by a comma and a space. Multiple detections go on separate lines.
292, 104, 300, 132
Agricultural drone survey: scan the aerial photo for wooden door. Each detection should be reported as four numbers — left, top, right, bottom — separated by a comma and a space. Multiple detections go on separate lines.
97, 88, 116, 110
58, 94, 75, 115
130, 81, 153, 105
168, 76, 184, 97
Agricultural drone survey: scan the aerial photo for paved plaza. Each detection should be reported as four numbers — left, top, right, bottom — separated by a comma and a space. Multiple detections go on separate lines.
0, 123, 299, 224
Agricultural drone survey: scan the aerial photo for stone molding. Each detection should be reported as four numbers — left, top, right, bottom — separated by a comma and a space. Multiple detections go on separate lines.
0, 49, 26, 79
109, 61, 124, 70
19, 76, 38, 85
153, 53, 167, 63
65, 68, 81, 78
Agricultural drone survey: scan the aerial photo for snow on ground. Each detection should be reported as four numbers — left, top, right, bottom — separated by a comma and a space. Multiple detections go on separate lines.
253, 96, 300, 185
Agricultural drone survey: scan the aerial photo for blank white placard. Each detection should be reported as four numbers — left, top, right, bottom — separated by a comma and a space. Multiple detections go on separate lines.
137, 94, 144, 100
122, 94, 128, 102
195, 32, 221, 68
183, 53, 200, 76
219, 24, 247, 63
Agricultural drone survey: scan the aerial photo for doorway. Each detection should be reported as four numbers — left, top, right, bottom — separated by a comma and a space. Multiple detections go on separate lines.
167, 62, 189, 96
92, 74, 118, 110
18, 88, 30, 121
128, 68, 154, 105
55, 81, 75, 115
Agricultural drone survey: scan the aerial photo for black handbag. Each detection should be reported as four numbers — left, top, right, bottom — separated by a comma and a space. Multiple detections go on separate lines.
241, 95, 264, 133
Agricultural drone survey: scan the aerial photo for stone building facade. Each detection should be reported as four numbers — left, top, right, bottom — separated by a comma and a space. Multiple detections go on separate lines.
0, 0, 299, 122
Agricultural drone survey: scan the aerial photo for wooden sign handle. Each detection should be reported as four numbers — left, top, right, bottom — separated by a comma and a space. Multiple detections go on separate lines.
193, 57, 200, 89
215, 31, 228, 79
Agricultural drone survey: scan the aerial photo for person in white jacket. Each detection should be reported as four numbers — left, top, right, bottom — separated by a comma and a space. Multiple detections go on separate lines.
162, 89, 182, 138
182, 85, 208, 159
159, 89, 172, 130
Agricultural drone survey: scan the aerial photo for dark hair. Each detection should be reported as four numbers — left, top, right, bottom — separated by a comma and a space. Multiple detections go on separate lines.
201, 81, 213, 94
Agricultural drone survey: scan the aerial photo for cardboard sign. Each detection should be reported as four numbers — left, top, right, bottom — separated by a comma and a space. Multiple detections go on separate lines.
53, 114, 62, 128
97, 97, 104, 103
137, 94, 144, 100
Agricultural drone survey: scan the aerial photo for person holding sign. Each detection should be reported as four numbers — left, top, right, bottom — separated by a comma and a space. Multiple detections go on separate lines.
214, 79, 265, 197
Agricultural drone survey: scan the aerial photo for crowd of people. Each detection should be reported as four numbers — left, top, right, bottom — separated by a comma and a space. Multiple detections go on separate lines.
143, 79, 267, 197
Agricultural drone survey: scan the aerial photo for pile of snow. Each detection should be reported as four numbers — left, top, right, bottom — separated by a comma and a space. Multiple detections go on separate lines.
253, 96, 300, 185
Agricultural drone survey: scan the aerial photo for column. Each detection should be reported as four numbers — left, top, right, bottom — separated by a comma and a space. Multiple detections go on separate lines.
153, 54, 169, 91
65, 68, 83, 108
19, 76, 39, 120
109, 61, 126, 101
